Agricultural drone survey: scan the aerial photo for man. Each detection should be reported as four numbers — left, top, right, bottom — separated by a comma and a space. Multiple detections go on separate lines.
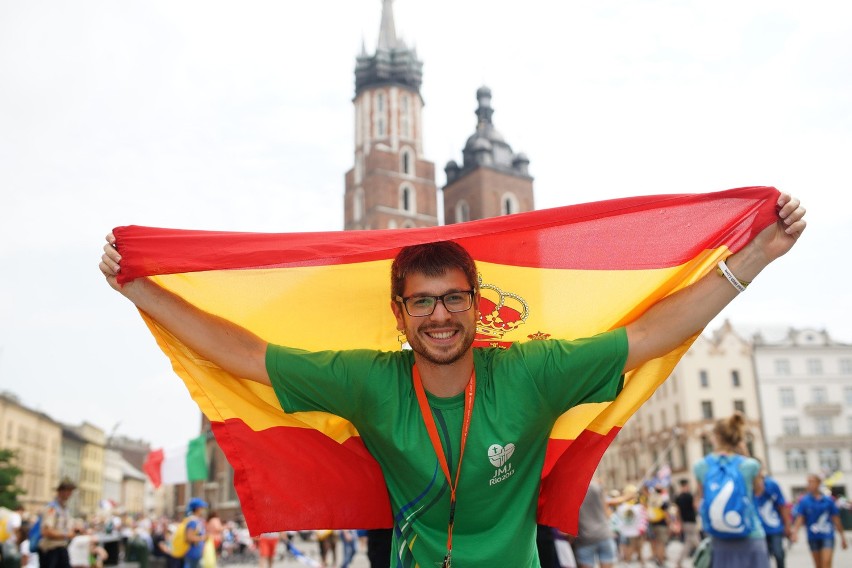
754, 465, 792, 568
673, 479, 700, 568
791, 474, 848, 568
182, 498, 207, 568
38, 478, 77, 568
100, 194, 805, 566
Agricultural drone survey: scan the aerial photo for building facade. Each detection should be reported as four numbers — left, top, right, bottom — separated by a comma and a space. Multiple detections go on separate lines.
754, 327, 852, 499
0, 393, 62, 514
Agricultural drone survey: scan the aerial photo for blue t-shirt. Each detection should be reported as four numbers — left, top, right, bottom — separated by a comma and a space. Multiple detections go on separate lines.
694, 453, 765, 539
184, 518, 206, 560
794, 493, 839, 541
754, 476, 787, 535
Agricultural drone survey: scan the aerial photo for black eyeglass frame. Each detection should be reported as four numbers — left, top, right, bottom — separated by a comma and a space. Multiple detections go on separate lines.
394, 290, 476, 317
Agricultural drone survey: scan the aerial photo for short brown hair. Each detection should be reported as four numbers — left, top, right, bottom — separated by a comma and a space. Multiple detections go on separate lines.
390, 241, 478, 300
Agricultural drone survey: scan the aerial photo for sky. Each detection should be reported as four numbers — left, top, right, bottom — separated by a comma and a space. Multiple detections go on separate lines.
1, 0, 851, 450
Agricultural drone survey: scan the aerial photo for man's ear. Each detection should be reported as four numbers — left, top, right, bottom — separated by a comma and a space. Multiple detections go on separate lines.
390, 300, 405, 330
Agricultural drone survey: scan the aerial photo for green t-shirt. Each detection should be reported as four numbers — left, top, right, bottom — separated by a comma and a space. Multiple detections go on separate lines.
268, 328, 627, 567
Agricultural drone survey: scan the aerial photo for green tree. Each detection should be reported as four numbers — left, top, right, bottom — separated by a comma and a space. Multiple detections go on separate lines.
0, 449, 24, 509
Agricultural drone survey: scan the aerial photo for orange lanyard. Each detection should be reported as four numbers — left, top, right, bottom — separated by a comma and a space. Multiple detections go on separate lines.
412, 365, 476, 568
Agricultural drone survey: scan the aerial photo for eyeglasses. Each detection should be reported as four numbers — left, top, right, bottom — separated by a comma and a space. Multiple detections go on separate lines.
395, 290, 475, 317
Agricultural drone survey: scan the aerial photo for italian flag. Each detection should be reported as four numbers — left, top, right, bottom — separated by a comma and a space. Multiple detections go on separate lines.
143, 434, 209, 488
115, 186, 781, 534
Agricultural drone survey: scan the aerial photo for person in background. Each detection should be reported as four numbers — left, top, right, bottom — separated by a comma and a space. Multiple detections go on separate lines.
17, 525, 38, 568
572, 479, 617, 568
645, 483, 671, 567
256, 533, 278, 568
614, 485, 647, 566
673, 479, 700, 568
791, 474, 848, 568
182, 499, 208, 568
339, 530, 358, 568
694, 412, 767, 568
754, 464, 792, 568
204, 513, 222, 558
37, 478, 77, 568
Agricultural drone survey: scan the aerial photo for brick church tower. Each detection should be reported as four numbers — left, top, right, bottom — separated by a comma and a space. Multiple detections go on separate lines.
344, 0, 438, 230
443, 87, 534, 223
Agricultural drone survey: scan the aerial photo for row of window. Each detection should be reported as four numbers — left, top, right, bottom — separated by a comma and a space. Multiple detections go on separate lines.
700, 399, 746, 420
774, 357, 852, 376
778, 386, 852, 407
372, 91, 414, 140
698, 369, 742, 388
785, 448, 846, 473
454, 194, 520, 223
782, 415, 852, 436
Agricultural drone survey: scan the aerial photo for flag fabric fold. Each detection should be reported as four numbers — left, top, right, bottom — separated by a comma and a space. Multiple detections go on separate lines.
115, 186, 780, 534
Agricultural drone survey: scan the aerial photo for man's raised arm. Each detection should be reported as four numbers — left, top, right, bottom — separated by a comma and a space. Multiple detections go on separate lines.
99, 232, 271, 385
623, 192, 806, 373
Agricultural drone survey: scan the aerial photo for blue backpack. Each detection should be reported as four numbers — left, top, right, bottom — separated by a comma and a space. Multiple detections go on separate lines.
699, 454, 754, 539
28, 515, 42, 553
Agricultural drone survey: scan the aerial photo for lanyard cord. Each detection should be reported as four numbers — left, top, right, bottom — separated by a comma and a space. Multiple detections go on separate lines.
412, 365, 476, 563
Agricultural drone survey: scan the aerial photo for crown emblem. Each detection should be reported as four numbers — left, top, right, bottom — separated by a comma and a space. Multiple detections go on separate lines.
474, 273, 529, 348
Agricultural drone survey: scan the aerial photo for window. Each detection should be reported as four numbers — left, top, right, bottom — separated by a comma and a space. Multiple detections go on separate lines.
701, 400, 713, 420
701, 436, 713, 456
731, 370, 741, 387
812, 387, 828, 404
353, 188, 365, 222
775, 359, 791, 375
375, 92, 386, 137
841, 358, 852, 374
387, 219, 397, 229
400, 95, 411, 138
733, 400, 745, 414
785, 449, 808, 472
848, 415, 852, 434
501, 193, 519, 216
783, 417, 800, 436
844, 386, 852, 405
399, 184, 415, 214
779, 388, 795, 408
455, 200, 470, 223
818, 449, 840, 473
807, 358, 823, 375
401, 150, 412, 175
815, 417, 833, 435
699, 370, 709, 388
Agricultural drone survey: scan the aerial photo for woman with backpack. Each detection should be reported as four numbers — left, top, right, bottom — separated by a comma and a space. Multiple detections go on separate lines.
693, 411, 769, 567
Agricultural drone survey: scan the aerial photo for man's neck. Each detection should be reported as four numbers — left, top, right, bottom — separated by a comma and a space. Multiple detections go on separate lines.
414, 352, 475, 398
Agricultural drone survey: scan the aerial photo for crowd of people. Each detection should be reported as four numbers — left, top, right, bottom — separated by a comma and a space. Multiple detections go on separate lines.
532, 411, 850, 568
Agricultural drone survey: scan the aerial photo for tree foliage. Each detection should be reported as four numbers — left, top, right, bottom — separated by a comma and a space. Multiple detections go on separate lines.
0, 449, 24, 509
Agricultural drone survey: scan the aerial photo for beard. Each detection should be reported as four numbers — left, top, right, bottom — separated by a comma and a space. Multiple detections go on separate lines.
406, 322, 476, 366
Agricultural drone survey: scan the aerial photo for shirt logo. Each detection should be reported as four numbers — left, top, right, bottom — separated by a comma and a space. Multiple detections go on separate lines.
488, 442, 516, 487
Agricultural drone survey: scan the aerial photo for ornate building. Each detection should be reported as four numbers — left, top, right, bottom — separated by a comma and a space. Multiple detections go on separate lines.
443, 87, 533, 224
344, 0, 437, 230
344, 0, 533, 229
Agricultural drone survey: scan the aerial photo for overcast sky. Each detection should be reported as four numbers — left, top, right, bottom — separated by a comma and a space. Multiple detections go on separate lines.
1, 0, 850, 450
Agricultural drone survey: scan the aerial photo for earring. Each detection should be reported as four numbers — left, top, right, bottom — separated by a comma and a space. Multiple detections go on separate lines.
397, 331, 407, 346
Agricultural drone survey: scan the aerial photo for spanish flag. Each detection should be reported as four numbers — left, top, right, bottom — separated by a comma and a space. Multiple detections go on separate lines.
114, 186, 780, 534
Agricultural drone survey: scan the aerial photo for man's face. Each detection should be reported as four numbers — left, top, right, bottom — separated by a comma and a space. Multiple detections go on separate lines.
391, 268, 478, 366
57, 488, 74, 503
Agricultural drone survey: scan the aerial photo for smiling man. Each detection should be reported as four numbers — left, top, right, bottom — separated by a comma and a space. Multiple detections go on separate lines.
100, 193, 805, 567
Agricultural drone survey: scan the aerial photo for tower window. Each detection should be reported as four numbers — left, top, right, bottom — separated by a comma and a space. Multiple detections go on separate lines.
400, 184, 416, 214
401, 149, 413, 176
375, 92, 386, 138
501, 193, 519, 216
353, 188, 365, 222
455, 200, 470, 223
401, 95, 411, 138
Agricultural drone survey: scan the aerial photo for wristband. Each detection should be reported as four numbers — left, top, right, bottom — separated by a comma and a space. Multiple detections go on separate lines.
716, 260, 750, 293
